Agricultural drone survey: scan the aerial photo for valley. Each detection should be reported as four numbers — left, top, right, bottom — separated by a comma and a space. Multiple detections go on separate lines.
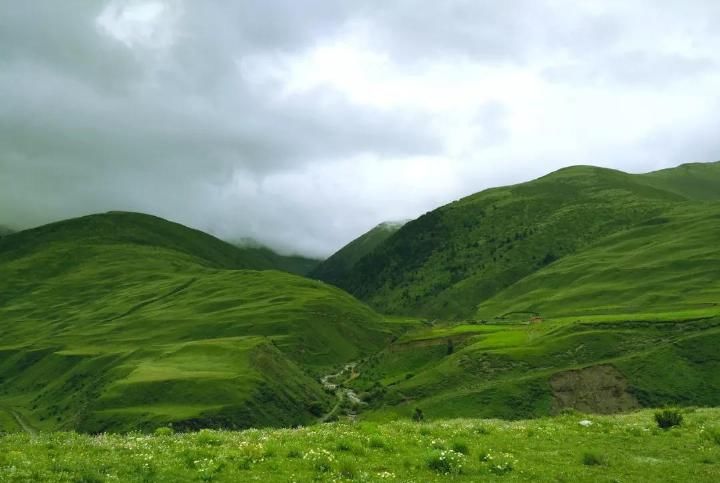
1, 161, 719, 481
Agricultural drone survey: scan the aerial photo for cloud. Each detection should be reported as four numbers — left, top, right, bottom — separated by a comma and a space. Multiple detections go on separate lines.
1, 1, 719, 257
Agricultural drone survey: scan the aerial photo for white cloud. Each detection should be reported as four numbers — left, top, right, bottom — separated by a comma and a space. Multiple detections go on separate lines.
97, 0, 181, 49
1, 1, 719, 256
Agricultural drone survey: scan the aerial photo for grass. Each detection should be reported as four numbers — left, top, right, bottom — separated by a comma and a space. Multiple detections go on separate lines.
1, 408, 719, 481
0, 212, 395, 432
316, 161, 720, 320
349, 315, 720, 422
475, 203, 720, 320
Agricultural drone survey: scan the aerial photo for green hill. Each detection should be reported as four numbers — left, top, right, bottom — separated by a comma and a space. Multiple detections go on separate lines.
475, 202, 720, 320
638, 161, 720, 200
309, 221, 405, 286
0, 226, 13, 237
0, 212, 391, 432
231, 238, 321, 276
306, 161, 720, 422
320, 162, 720, 319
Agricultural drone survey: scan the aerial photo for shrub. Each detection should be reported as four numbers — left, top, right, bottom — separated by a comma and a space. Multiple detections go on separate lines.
303, 449, 334, 474
412, 408, 424, 422
335, 440, 352, 452
286, 449, 302, 459
369, 437, 387, 449
654, 409, 683, 430
480, 450, 516, 475
338, 459, 357, 479
581, 451, 607, 466
705, 426, 720, 446
427, 450, 465, 475
196, 429, 223, 446
153, 427, 173, 437
452, 441, 470, 455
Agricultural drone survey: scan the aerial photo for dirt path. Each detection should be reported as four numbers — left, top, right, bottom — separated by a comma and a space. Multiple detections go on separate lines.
2, 408, 37, 436
319, 363, 364, 423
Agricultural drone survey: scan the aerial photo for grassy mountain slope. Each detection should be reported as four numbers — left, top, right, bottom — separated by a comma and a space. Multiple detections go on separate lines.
352, 314, 720, 423
325, 162, 720, 422
322, 162, 720, 319
475, 202, 720, 320
231, 239, 321, 276
0, 212, 390, 432
309, 221, 405, 286
0, 226, 13, 237
637, 161, 720, 200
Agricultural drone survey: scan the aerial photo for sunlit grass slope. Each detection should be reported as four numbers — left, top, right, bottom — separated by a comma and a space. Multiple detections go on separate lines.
2, 408, 719, 482
475, 202, 720, 319
0, 212, 390, 432
352, 314, 720, 423
324, 161, 720, 319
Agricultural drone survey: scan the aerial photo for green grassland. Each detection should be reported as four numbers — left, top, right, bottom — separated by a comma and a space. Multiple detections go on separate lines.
318, 162, 720, 320
351, 315, 720, 423
2, 408, 719, 481
475, 202, 720, 320
2, 161, 720, 482
0, 212, 394, 432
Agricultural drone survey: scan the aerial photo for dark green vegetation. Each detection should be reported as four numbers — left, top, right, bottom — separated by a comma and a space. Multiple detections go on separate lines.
310, 221, 405, 287
2, 408, 719, 481
231, 238, 321, 276
318, 161, 720, 320
0, 212, 394, 432
0, 226, 13, 237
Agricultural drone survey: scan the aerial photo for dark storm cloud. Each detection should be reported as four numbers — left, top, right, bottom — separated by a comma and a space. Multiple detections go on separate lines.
1, 1, 719, 256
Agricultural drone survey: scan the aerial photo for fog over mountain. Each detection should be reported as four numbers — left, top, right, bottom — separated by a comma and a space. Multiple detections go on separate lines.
1, 1, 719, 257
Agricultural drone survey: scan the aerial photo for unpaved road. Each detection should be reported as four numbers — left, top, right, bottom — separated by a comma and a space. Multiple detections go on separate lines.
319, 363, 364, 423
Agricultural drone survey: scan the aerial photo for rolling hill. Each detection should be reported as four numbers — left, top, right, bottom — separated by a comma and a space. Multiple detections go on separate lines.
309, 221, 405, 286
318, 162, 720, 320
2, 161, 720, 434
0, 212, 392, 432
230, 238, 321, 276
0, 226, 13, 237
325, 161, 720, 422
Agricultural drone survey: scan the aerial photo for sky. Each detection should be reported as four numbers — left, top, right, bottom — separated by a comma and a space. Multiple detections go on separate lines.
1, 1, 719, 257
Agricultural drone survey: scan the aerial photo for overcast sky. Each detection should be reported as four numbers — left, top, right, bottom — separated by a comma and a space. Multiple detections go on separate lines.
1, 1, 719, 257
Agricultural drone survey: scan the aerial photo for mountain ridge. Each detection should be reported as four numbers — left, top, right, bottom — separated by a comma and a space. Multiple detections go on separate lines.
315, 161, 720, 319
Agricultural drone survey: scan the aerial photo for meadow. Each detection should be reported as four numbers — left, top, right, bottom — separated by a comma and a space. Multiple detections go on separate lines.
1, 408, 719, 481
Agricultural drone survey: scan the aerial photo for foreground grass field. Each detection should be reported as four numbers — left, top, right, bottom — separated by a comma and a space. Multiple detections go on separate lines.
1, 408, 719, 481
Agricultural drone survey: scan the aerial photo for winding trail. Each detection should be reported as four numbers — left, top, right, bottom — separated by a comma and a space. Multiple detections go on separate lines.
319, 363, 364, 423
1, 407, 37, 436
